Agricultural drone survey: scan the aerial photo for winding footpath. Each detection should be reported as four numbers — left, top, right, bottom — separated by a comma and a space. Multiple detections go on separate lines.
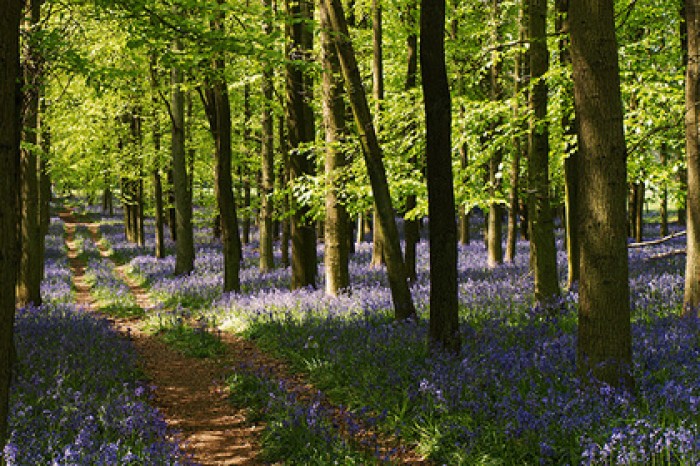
59, 210, 262, 465
58, 209, 431, 465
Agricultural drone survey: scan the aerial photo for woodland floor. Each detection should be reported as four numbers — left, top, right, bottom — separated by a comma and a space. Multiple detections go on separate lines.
58, 210, 428, 465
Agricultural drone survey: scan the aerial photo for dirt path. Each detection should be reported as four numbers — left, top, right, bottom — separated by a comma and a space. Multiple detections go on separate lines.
59, 211, 263, 465
59, 210, 431, 465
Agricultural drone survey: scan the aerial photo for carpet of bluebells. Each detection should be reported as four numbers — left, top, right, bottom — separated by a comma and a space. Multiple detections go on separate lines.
117, 210, 700, 465
6, 203, 700, 465
2, 219, 189, 465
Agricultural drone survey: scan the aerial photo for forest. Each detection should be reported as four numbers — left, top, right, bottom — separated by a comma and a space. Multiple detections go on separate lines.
0, 0, 699, 464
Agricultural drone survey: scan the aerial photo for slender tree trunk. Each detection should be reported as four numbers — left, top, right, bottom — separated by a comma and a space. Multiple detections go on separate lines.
570, 0, 632, 388
0, 0, 22, 449
38, 100, 51, 281
153, 170, 166, 258
286, 0, 317, 289
506, 0, 527, 262
322, 0, 417, 320
635, 182, 645, 242
458, 144, 471, 244
242, 84, 252, 245
528, 0, 560, 304
403, 0, 420, 281
17, 0, 43, 307
487, 0, 503, 268
370, 0, 386, 268
660, 147, 669, 237
171, 37, 195, 275
167, 167, 177, 241
684, 0, 700, 315
321, 3, 350, 295
422, 0, 460, 353
279, 115, 291, 267
259, 0, 275, 272
557, 0, 580, 289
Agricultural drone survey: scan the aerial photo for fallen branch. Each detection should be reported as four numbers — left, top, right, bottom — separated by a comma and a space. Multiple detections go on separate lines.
628, 230, 686, 248
647, 248, 686, 260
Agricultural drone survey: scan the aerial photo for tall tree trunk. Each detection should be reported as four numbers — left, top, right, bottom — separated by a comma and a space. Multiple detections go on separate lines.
506, 0, 527, 262
286, 0, 317, 289
151, 66, 166, 259
0, 0, 22, 449
259, 0, 275, 272
528, 0, 560, 304
557, 0, 579, 289
370, 0, 386, 268
570, 0, 632, 388
684, 0, 700, 315
403, 0, 420, 281
321, 3, 350, 295
17, 0, 43, 307
487, 0, 503, 268
422, 0, 460, 353
322, 0, 417, 320
202, 3, 242, 293
171, 37, 195, 275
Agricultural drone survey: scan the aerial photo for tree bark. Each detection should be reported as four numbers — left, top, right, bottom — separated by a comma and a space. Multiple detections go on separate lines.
171, 37, 195, 275
528, 0, 560, 304
422, 0, 461, 353
259, 0, 275, 272
322, 0, 417, 320
286, 0, 317, 289
684, 0, 700, 315
0, 0, 21, 449
570, 0, 632, 388
321, 3, 350, 295
17, 0, 43, 307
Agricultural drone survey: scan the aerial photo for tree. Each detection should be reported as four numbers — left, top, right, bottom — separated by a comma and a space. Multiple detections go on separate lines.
570, 0, 632, 388
320, 1, 350, 295
528, 0, 559, 304
286, 0, 317, 289
684, 0, 700, 315
259, 0, 275, 273
421, 0, 460, 353
403, 0, 420, 281
486, 0, 504, 268
322, 0, 417, 320
17, 0, 44, 307
370, 0, 386, 268
200, 1, 242, 293
170, 35, 195, 276
0, 0, 22, 449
